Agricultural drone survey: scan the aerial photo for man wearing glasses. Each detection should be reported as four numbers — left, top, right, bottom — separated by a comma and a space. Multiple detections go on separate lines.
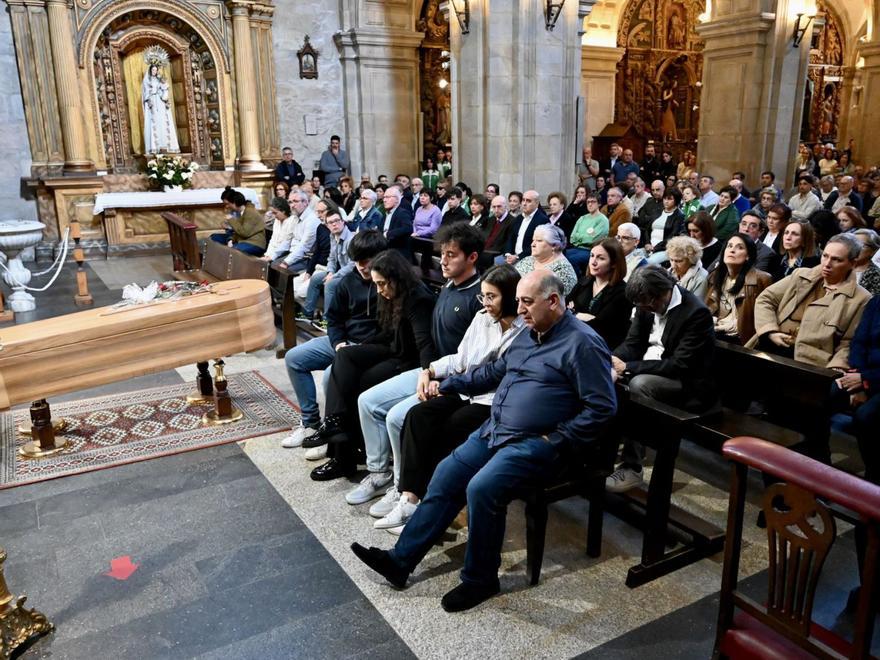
298, 212, 354, 323
349, 188, 382, 233
379, 186, 414, 252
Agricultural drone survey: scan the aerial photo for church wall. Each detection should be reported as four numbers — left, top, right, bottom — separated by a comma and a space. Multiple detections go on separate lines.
0, 11, 37, 221
272, 0, 345, 178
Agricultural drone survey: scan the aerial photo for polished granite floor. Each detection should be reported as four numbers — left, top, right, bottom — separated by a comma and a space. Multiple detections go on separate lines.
0, 256, 874, 659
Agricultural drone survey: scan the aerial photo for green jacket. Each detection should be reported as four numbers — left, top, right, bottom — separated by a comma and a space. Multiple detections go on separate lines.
570, 212, 609, 248
230, 204, 267, 249
708, 204, 740, 242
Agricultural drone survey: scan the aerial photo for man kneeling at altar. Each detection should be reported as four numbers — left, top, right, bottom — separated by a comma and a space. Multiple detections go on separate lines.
212, 187, 266, 256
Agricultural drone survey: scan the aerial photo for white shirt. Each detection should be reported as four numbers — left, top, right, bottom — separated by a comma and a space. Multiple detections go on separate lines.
762, 232, 777, 249
513, 212, 534, 255
787, 191, 822, 221
700, 190, 719, 208
469, 213, 482, 227
631, 192, 650, 216
265, 215, 296, 260
651, 212, 671, 246
284, 206, 320, 265
643, 285, 682, 361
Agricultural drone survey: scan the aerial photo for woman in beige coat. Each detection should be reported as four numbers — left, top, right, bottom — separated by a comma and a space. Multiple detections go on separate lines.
745, 233, 871, 370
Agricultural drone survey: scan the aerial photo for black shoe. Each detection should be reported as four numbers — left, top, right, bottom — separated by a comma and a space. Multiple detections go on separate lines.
302, 431, 328, 449
440, 580, 501, 612
310, 458, 355, 481
350, 543, 409, 589
316, 414, 345, 439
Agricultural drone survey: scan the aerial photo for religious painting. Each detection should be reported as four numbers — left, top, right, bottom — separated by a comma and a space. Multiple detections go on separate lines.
615, 0, 705, 154
417, 0, 451, 152
801, 0, 845, 144
298, 36, 319, 80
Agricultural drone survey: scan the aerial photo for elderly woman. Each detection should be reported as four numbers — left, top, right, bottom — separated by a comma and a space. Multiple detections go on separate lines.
666, 235, 709, 299
680, 184, 702, 219
750, 187, 778, 221
853, 228, 880, 296
615, 222, 648, 280
746, 233, 871, 370
687, 211, 722, 269
645, 188, 685, 265
772, 219, 820, 281
565, 194, 609, 274
412, 188, 442, 238
705, 233, 772, 344
514, 223, 578, 296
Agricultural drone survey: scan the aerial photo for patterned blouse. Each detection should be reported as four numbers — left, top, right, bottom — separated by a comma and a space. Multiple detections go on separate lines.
857, 261, 880, 297
515, 255, 578, 297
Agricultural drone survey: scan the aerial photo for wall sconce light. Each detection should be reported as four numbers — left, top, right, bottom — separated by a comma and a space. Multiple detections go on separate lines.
450, 0, 470, 35
439, 79, 449, 89
545, 0, 565, 30
791, 12, 815, 47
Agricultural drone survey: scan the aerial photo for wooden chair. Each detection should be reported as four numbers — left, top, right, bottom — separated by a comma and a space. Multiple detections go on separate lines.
715, 436, 880, 659
162, 212, 201, 272
518, 424, 620, 585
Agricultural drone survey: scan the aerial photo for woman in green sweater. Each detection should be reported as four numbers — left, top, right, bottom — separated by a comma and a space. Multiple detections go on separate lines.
213, 187, 267, 256
563, 195, 609, 275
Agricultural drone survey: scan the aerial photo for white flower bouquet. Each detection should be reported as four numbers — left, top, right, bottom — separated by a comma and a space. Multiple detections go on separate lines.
146, 153, 199, 189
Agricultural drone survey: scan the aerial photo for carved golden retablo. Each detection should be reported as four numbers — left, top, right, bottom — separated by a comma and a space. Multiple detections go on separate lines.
0, 548, 54, 659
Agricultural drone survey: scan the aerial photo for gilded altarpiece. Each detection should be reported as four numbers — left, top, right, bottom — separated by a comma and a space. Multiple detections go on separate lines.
417, 0, 450, 155
615, 0, 704, 153
801, 1, 845, 144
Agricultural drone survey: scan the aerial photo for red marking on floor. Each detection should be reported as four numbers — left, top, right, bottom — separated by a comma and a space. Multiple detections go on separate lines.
104, 555, 139, 580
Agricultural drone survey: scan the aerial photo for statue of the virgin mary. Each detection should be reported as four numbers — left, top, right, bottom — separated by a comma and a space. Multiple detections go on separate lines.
142, 46, 180, 154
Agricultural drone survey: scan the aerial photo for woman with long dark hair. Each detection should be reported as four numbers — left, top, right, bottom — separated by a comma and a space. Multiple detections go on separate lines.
311, 250, 437, 481
772, 220, 819, 281
705, 233, 772, 344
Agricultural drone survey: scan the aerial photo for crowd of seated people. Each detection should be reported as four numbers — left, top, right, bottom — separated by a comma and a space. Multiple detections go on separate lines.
259, 142, 880, 612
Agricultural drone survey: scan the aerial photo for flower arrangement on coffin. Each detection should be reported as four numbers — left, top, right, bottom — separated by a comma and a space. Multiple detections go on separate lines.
111, 280, 213, 309
146, 154, 199, 192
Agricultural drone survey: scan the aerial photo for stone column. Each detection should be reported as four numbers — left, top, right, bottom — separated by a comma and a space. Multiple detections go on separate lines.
836, 65, 858, 155
580, 45, 624, 147
451, 0, 586, 195
852, 43, 880, 166
229, 0, 265, 170
696, 0, 813, 187
249, 3, 280, 163
45, 0, 93, 173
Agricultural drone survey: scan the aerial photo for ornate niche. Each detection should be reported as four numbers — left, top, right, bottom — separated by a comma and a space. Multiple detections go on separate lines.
417, 0, 451, 154
800, 0, 844, 144
92, 10, 225, 173
615, 0, 705, 154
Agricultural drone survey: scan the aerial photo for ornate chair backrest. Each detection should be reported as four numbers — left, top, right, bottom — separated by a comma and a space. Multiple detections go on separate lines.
763, 482, 836, 637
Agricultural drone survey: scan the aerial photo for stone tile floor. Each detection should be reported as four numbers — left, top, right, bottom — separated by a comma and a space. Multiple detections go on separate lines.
0, 257, 873, 658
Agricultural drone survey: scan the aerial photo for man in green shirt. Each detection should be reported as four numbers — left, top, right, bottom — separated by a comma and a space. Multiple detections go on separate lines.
564, 195, 609, 275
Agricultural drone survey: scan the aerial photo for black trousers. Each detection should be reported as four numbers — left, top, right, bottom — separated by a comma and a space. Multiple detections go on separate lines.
398, 395, 490, 498
325, 344, 414, 468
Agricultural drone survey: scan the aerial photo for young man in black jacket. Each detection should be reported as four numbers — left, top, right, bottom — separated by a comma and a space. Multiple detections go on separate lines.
280, 231, 388, 449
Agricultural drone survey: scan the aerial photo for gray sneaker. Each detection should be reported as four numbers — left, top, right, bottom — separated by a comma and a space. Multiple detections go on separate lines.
374, 495, 418, 530
605, 467, 644, 493
369, 486, 400, 518
345, 471, 393, 505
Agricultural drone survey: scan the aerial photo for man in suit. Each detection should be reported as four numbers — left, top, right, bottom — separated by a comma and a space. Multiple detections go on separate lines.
274, 147, 305, 187
409, 177, 424, 211
379, 185, 414, 252
608, 265, 715, 492
502, 190, 549, 264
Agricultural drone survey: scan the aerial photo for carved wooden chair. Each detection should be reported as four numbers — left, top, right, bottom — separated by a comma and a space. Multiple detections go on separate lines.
714, 436, 880, 659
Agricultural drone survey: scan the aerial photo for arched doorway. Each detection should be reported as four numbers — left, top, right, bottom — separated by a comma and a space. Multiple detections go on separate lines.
615, 0, 705, 155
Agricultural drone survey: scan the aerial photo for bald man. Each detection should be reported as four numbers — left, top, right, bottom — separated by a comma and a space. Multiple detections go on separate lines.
501, 189, 549, 264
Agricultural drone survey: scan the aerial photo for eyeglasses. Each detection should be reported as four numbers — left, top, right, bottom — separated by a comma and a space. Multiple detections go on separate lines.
615, 235, 636, 242
476, 293, 498, 304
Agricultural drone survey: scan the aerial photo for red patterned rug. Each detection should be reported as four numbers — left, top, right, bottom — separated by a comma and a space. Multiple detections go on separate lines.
0, 371, 299, 489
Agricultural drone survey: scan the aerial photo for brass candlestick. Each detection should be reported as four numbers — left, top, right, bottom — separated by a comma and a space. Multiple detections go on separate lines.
202, 359, 243, 425
185, 361, 214, 405
0, 548, 54, 658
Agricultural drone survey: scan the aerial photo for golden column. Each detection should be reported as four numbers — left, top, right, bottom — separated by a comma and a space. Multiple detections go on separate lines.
229, 1, 265, 170
46, 0, 94, 174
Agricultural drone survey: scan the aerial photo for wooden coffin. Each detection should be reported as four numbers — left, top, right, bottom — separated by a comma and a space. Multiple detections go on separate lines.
0, 280, 275, 410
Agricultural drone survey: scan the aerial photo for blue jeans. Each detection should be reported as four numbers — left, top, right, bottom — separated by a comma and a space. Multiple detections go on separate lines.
284, 336, 335, 427
389, 431, 561, 586
357, 370, 420, 475
234, 242, 265, 256
303, 271, 329, 317
564, 247, 591, 275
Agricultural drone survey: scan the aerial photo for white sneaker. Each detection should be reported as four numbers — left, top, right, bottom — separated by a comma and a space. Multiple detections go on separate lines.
281, 425, 319, 448
304, 444, 328, 461
369, 487, 400, 518
605, 467, 644, 493
374, 495, 418, 530
345, 471, 393, 505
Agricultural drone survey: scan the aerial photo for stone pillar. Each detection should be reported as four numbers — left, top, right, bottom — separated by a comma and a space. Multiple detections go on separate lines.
696, 0, 813, 188
853, 43, 880, 166
836, 65, 858, 155
45, 0, 93, 174
580, 45, 624, 147
249, 3, 280, 164
451, 0, 585, 195
334, 29, 424, 179
229, 1, 265, 170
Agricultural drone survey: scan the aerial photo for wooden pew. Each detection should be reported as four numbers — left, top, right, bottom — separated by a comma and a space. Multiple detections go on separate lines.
162, 212, 201, 272
607, 341, 839, 588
